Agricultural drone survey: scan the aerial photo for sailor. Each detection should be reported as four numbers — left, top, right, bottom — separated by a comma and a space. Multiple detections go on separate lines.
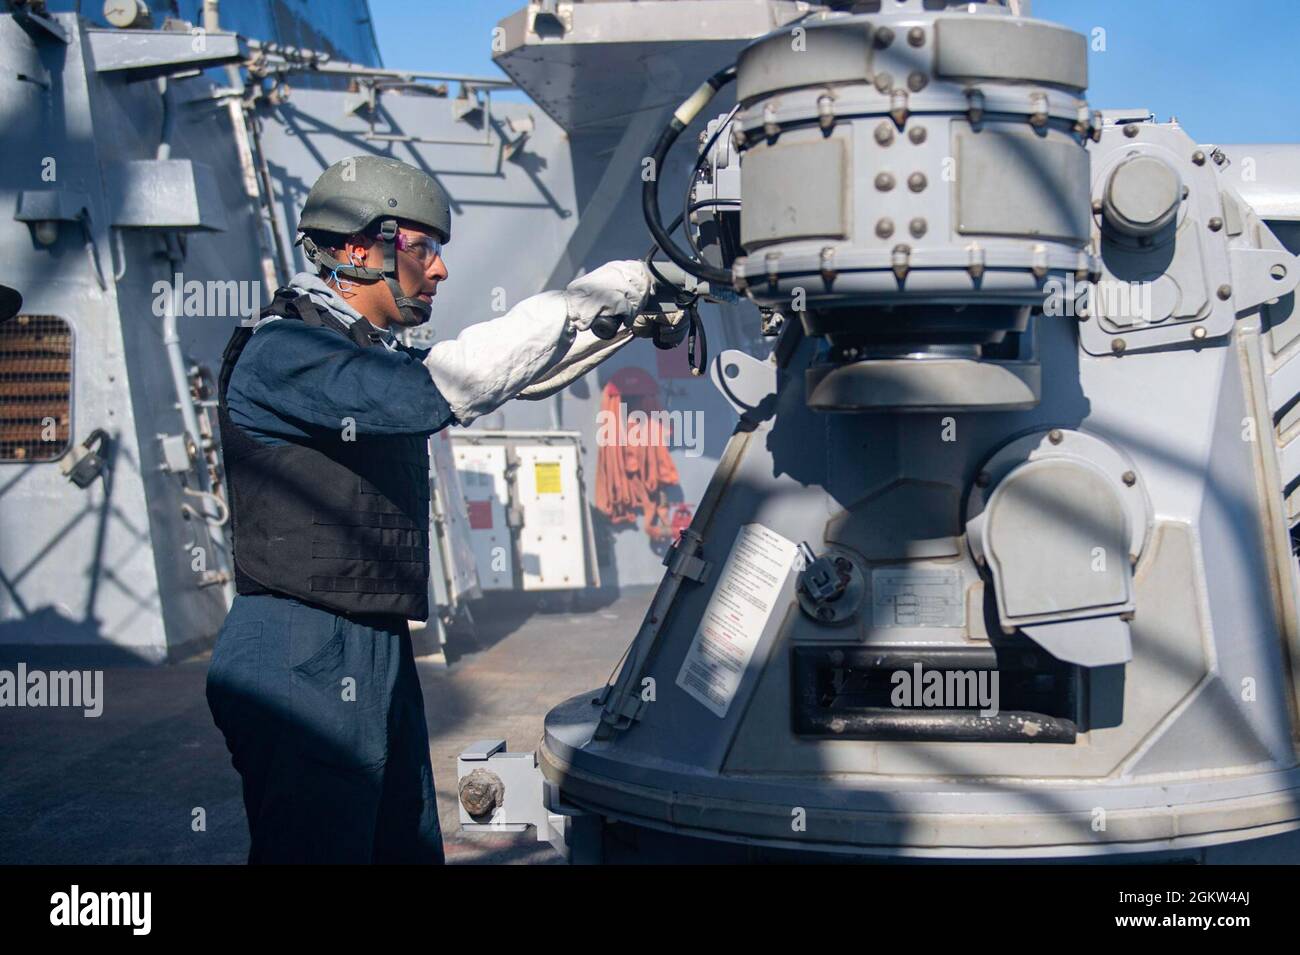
206, 155, 654, 863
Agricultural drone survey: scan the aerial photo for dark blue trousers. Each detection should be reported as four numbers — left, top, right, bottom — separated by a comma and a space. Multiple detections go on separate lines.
206, 594, 444, 864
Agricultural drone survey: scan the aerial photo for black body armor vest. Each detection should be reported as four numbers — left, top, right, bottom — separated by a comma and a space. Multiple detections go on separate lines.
217, 290, 431, 621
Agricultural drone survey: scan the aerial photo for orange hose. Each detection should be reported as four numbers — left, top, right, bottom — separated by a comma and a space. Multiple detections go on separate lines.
595, 380, 680, 542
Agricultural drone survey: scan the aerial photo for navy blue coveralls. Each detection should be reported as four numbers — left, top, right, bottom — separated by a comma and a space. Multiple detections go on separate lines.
206, 314, 455, 864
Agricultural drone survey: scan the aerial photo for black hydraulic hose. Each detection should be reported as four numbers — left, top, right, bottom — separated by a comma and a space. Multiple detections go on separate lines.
686, 305, 708, 377
683, 103, 741, 261
642, 197, 740, 375
643, 198, 742, 289
642, 64, 737, 287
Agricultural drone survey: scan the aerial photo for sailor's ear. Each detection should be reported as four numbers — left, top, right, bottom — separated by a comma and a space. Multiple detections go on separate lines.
342, 233, 376, 264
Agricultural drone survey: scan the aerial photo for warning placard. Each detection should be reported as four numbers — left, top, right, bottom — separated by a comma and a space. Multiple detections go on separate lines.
534, 460, 562, 494
675, 523, 797, 718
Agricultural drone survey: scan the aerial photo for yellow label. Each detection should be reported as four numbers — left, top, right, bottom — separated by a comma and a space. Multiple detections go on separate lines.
534, 461, 562, 495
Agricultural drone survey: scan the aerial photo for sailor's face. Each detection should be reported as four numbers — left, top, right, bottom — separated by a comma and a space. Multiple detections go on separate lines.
395, 225, 448, 311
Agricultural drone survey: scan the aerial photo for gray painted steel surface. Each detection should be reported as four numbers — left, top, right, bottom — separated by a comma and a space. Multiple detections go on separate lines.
0, 1, 794, 660
7, 0, 1300, 862
510, 0, 1300, 860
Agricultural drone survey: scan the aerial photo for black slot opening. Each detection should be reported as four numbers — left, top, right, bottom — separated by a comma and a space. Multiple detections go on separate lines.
792, 644, 1079, 743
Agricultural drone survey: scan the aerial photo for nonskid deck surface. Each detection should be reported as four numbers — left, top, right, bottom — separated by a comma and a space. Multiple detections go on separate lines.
0, 591, 648, 865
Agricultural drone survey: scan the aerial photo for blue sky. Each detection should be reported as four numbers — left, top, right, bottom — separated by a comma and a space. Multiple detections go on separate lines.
373, 0, 1298, 143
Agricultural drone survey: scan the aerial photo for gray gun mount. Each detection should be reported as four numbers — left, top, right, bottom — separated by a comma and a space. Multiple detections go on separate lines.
465, 0, 1300, 862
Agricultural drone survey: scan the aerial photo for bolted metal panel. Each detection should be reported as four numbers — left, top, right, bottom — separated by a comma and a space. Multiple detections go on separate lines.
933, 16, 1088, 90
984, 459, 1131, 619
740, 138, 848, 248
736, 20, 873, 104
732, 10, 1095, 308
955, 128, 1092, 243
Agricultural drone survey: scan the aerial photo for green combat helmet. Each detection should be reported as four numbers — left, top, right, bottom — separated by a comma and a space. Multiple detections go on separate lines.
296, 155, 452, 326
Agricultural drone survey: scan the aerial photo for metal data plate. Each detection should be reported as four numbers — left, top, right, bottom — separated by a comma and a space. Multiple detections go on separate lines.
870, 567, 965, 629
514, 444, 588, 591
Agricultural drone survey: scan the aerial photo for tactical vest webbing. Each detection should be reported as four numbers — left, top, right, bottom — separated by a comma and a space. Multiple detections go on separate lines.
217, 290, 431, 620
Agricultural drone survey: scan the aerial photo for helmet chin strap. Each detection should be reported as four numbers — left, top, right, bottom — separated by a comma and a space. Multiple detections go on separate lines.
301, 217, 432, 326
375, 219, 432, 327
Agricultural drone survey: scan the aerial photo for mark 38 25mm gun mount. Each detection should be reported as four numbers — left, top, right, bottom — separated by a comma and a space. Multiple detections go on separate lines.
460, 0, 1300, 862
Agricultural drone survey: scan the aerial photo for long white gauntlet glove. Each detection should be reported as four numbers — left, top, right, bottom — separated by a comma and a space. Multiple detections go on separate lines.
422, 261, 651, 423
516, 327, 635, 400
563, 260, 651, 330
517, 299, 689, 401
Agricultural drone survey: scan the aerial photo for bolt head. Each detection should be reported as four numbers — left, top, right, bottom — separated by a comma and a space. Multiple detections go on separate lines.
908, 125, 927, 144
907, 171, 927, 192
458, 769, 505, 819
1192, 325, 1208, 340
875, 217, 895, 239
1208, 217, 1223, 232
907, 71, 928, 92
1112, 338, 1127, 354
874, 121, 894, 146
1048, 429, 1064, 445
909, 217, 927, 238
1192, 150, 1206, 165
1122, 470, 1137, 486
875, 171, 896, 191
1123, 123, 1139, 138
907, 26, 925, 47
1217, 284, 1232, 300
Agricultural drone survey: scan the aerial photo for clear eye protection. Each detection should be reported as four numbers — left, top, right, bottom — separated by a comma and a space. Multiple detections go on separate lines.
395, 233, 444, 265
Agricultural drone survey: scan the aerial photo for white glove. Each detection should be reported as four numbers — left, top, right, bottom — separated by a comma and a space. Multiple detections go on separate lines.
563, 260, 652, 331
421, 261, 653, 424
422, 290, 574, 425
630, 308, 686, 341
516, 326, 635, 401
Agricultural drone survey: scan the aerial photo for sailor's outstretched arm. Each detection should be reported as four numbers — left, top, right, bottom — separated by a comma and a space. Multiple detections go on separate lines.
421, 261, 651, 424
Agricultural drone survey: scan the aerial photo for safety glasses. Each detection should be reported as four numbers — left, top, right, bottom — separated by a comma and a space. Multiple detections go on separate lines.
395, 232, 444, 266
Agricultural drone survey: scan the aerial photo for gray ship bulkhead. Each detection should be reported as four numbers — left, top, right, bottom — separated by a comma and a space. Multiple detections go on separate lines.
2, 0, 792, 661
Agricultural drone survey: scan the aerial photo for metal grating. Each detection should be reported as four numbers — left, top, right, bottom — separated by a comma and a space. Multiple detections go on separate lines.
0, 315, 73, 462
